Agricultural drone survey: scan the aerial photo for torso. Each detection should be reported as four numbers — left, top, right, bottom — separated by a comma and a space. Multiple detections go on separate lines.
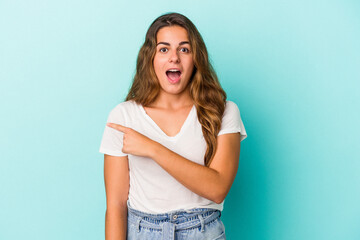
143, 104, 194, 137
100, 99, 236, 213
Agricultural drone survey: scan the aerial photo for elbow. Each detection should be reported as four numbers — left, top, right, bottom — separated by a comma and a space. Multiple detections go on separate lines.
106, 199, 128, 211
210, 176, 230, 204
211, 189, 227, 204
213, 194, 226, 204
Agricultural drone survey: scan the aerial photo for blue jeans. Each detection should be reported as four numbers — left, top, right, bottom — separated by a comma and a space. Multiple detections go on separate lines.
127, 200, 226, 239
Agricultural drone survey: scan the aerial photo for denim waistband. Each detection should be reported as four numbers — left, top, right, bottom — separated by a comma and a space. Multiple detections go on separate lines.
127, 200, 221, 234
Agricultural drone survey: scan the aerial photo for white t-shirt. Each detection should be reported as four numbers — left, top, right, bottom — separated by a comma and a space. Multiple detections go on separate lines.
99, 99, 247, 214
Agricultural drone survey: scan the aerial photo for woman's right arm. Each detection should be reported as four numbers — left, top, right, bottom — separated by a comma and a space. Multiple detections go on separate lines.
104, 154, 130, 240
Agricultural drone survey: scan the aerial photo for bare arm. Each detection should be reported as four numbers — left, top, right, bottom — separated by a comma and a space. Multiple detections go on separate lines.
104, 154, 129, 240
149, 133, 241, 204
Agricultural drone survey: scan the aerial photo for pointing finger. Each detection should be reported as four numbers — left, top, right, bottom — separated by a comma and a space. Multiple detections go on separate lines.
106, 122, 129, 133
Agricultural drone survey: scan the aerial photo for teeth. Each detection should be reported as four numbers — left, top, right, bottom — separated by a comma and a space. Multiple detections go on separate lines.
168, 69, 180, 72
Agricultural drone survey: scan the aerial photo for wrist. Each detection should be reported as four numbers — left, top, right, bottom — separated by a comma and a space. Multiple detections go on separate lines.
148, 140, 161, 159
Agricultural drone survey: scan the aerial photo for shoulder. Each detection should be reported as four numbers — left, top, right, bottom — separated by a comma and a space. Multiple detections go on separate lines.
225, 100, 238, 108
111, 100, 137, 113
223, 100, 240, 116
107, 100, 139, 123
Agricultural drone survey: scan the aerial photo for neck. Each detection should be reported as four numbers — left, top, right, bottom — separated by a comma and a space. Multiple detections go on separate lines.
151, 88, 193, 110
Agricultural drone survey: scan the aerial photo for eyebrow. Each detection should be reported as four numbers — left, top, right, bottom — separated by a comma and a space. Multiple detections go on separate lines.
156, 41, 190, 46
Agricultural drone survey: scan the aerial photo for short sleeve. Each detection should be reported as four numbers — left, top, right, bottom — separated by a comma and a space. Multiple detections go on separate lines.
99, 105, 128, 157
218, 101, 247, 142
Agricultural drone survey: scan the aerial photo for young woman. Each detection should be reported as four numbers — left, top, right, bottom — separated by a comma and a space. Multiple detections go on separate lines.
99, 12, 247, 240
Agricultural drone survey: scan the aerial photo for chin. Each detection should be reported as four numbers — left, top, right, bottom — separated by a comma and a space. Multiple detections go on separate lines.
160, 85, 187, 95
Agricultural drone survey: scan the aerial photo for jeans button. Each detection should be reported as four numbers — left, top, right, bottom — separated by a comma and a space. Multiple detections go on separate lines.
173, 215, 177, 220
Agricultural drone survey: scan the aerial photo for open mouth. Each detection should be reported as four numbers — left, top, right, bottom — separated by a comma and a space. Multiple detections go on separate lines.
166, 69, 182, 83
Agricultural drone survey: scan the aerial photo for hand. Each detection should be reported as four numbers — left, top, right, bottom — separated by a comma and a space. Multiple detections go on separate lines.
106, 122, 158, 158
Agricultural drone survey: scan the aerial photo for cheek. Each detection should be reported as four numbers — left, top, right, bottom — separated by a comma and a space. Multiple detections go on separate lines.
153, 56, 166, 72
153, 58, 161, 75
185, 59, 194, 74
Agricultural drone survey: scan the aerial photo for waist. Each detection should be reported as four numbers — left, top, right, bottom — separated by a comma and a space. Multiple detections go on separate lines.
127, 200, 221, 231
128, 193, 224, 214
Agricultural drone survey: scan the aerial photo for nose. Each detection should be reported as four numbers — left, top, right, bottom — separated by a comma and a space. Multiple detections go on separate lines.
168, 49, 180, 63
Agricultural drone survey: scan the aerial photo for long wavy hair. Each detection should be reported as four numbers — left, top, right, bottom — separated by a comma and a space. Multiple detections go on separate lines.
125, 12, 227, 167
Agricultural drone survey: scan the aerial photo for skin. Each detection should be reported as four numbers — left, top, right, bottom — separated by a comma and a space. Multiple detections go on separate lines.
104, 26, 241, 240
153, 25, 194, 109
104, 154, 129, 240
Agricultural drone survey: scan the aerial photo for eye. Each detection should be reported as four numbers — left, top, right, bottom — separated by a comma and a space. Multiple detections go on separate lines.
179, 47, 190, 53
159, 48, 168, 53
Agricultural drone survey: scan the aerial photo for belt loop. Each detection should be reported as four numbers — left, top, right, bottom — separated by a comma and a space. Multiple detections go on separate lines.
162, 222, 175, 240
197, 214, 205, 232
136, 216, 142, 233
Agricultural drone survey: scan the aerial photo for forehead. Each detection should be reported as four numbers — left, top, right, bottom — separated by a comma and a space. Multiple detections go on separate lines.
156, 25, 189, 44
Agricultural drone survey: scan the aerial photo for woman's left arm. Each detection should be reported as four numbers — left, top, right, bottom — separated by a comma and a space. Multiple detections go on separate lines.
106, 123, 241, 204
151, 132, 240, 204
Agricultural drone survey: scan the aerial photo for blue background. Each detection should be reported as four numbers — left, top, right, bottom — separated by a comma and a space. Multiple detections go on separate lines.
1, 0, 359, 239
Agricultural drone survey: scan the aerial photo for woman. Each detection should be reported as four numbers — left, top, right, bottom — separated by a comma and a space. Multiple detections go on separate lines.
99, 12, 247, 240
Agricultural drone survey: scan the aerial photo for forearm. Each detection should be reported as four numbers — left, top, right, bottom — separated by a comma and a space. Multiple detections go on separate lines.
150, 142, 227, 203
105, 204, 127, 240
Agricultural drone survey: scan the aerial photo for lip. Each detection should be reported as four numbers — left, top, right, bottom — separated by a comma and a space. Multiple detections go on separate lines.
166, 68, 182, 73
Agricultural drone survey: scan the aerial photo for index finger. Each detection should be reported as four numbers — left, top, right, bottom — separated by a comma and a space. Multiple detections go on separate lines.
106, 122, 129, 133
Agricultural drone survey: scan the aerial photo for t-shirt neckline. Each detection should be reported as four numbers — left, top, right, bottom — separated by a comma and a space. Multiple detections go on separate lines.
138, 103, 195, 140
